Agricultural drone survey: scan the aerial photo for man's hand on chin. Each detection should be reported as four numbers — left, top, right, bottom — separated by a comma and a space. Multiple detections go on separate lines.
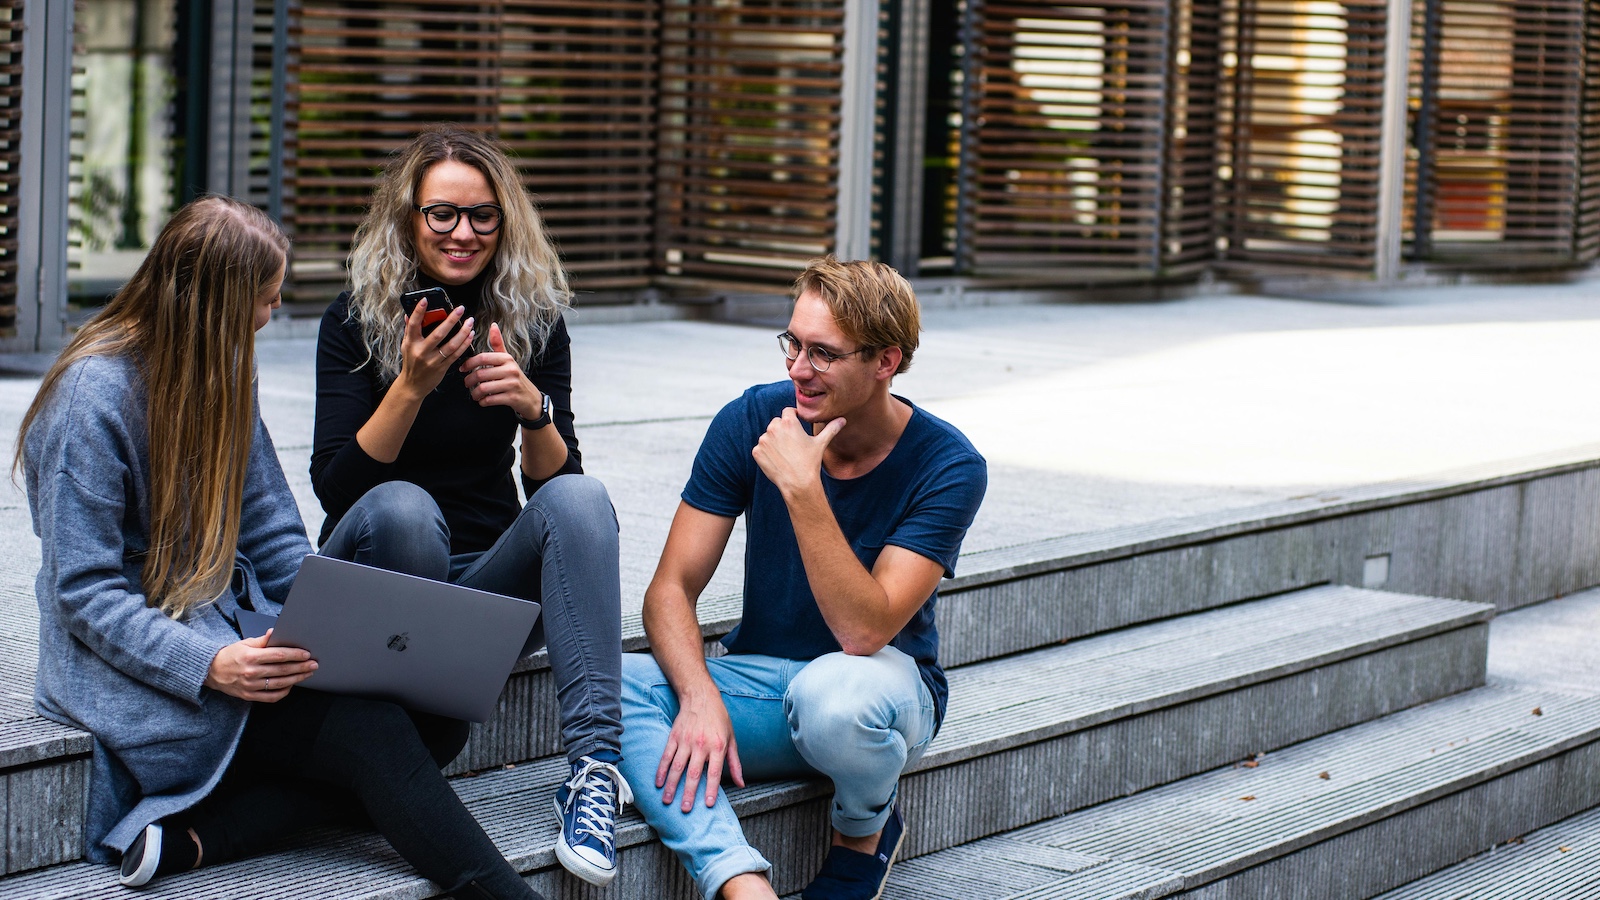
753, 407, 844, 499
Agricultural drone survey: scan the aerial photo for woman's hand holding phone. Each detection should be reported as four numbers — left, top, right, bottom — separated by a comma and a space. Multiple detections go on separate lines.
398, 295, 475, 396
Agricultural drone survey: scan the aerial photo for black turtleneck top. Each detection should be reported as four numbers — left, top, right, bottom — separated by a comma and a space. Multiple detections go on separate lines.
310, 271, 583, 555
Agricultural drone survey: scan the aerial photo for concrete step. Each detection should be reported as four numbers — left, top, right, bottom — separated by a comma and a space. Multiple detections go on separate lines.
0, 585, 1491, 896
1373, 804, 1600, 900
879, 683, 1600, 900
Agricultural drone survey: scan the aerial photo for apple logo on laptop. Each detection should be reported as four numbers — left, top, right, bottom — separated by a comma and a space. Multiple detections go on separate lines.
387, 632, 410, 652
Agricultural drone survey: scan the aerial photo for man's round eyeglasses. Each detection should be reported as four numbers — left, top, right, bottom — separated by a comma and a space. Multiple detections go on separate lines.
416, 203, 503, 235
778, 332, 866, 372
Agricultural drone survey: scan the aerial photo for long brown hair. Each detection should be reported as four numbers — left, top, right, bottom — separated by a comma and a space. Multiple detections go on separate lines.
346, 125, 569, 384
16, 196, 289, 617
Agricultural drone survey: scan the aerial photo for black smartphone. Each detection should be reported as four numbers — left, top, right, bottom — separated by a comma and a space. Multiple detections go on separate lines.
399, 287, 455, 335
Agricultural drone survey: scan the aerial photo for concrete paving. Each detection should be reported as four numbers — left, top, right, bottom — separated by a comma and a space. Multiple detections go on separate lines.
3, 279, 1600, 628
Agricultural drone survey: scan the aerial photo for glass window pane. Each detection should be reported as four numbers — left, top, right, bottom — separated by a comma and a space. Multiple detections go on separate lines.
67, 0, 179, 311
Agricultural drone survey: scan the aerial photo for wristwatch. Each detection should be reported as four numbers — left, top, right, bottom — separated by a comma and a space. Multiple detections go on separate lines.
517, 392, 553, 430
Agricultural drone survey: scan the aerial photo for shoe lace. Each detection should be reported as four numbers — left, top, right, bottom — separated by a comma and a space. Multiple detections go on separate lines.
562, 758, 634, 851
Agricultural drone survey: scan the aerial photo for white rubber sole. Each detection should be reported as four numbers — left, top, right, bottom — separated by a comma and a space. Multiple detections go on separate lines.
119, 823, 162, 888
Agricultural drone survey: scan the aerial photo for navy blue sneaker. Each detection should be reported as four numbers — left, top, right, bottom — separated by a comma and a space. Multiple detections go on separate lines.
801, 804, 906, 899
552, 756, 633, 886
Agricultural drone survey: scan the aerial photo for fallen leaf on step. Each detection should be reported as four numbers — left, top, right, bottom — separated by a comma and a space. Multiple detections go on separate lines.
1239, 759, 1258, 769
1318, 772, 1330, 780
1506, 837, 1524, 845
1560, 846, 1572, 853
1532, 707, 1543, 716
1240, 795, 1256, 801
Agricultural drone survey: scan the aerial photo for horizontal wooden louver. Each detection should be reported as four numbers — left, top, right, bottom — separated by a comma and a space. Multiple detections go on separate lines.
1578, 0, 1600, 260
962, 0, 1173, 274
1220, 0, 1387, 269
1408, 0, 1583, 260
0, 1, 19, 336
654, 0, 843, 286
284, 0, 657, 305
1501, 0, 1582, 253
1165, 0, 1224, 269
497, 0, 658, 292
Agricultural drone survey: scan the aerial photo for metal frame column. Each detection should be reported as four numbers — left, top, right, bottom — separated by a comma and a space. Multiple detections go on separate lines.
1375, 0, 1415, 282
11, 0, 72, 353
208, 0, 257, 199
878, 0, 931, 275
836, 0, 882, 262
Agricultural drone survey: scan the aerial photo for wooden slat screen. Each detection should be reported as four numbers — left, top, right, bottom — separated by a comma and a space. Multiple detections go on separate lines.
0, 1, 19, 336
1502, 0, 1582, 252
250, 2, 279, 212
654, 0, 843, 286
961, 0, 1174, 274
284, 0, 658, 305
1165, 0, 1224, 268
1578, 0, 1600, 259
1407, 0, 1583, 259
1218, 0, 1387, 269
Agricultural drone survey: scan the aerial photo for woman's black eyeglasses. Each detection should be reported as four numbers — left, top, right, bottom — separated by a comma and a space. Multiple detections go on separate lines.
416, 203, 503, 235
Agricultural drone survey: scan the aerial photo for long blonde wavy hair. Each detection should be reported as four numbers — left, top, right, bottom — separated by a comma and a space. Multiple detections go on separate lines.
16, 197, 288, 618
345, 126, 570, 383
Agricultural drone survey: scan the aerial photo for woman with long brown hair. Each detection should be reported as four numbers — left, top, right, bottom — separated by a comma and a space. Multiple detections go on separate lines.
311, 126, 626, 887
19, 196, 545, 899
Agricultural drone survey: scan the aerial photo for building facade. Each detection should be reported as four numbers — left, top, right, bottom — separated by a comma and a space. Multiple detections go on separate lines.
5, 0, 1599, 351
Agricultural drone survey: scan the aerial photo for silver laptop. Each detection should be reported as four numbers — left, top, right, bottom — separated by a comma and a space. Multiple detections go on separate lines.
239, 555, 541, 723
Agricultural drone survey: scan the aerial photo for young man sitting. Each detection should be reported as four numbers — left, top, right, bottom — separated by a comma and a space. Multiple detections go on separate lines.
617, 258, 987, 899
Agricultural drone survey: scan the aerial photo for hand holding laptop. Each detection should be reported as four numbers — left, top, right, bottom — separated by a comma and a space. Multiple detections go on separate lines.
204, 631, 317, 702
241, 556, 541, 722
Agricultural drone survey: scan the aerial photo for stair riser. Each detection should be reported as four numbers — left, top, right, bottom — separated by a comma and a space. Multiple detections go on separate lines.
899, 627, 1485, 860
1178, 739, 1600, 900
942, 465, 1600, 669
1, 758, 86, 876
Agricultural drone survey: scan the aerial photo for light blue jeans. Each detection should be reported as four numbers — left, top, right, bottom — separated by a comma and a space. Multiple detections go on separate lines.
620, 647, 936, 900
320, 476, 623, 762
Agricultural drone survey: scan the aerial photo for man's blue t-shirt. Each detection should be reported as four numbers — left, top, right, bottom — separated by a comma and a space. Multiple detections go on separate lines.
682, 380, 987, 730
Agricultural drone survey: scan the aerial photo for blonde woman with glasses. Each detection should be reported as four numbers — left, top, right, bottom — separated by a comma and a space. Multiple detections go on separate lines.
310, 126, 627, 888
18, 196, 546, 898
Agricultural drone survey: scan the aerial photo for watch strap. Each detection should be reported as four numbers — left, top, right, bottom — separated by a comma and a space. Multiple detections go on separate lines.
517, 392, 553, 430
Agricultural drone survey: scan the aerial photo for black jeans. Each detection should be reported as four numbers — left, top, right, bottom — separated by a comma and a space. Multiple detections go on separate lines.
172, 688, 541, 900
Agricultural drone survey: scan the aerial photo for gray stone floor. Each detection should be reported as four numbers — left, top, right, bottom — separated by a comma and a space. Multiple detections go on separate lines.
3, 278, 1600, 688
1487, 586, 1600, 693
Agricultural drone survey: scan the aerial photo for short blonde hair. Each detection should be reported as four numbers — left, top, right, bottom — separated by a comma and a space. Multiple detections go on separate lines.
792, 256, 920, 374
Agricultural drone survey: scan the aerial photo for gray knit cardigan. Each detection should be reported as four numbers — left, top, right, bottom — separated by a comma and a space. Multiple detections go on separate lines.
23, 354, 311, 863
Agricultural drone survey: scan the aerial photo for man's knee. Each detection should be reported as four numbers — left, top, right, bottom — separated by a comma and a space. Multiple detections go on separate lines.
786, 652, 916, 742
787, 650, 928, 771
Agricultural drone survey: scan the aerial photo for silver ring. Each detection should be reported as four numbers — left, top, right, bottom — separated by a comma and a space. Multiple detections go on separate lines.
264, 677, 271, 689
437, 348, 448, 359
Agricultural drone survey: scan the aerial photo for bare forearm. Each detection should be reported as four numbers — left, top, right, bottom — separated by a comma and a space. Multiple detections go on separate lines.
520, 419, 569, 480
354, 378, 427, 463
783, 484, 896, 654
643, 582, 721, 703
